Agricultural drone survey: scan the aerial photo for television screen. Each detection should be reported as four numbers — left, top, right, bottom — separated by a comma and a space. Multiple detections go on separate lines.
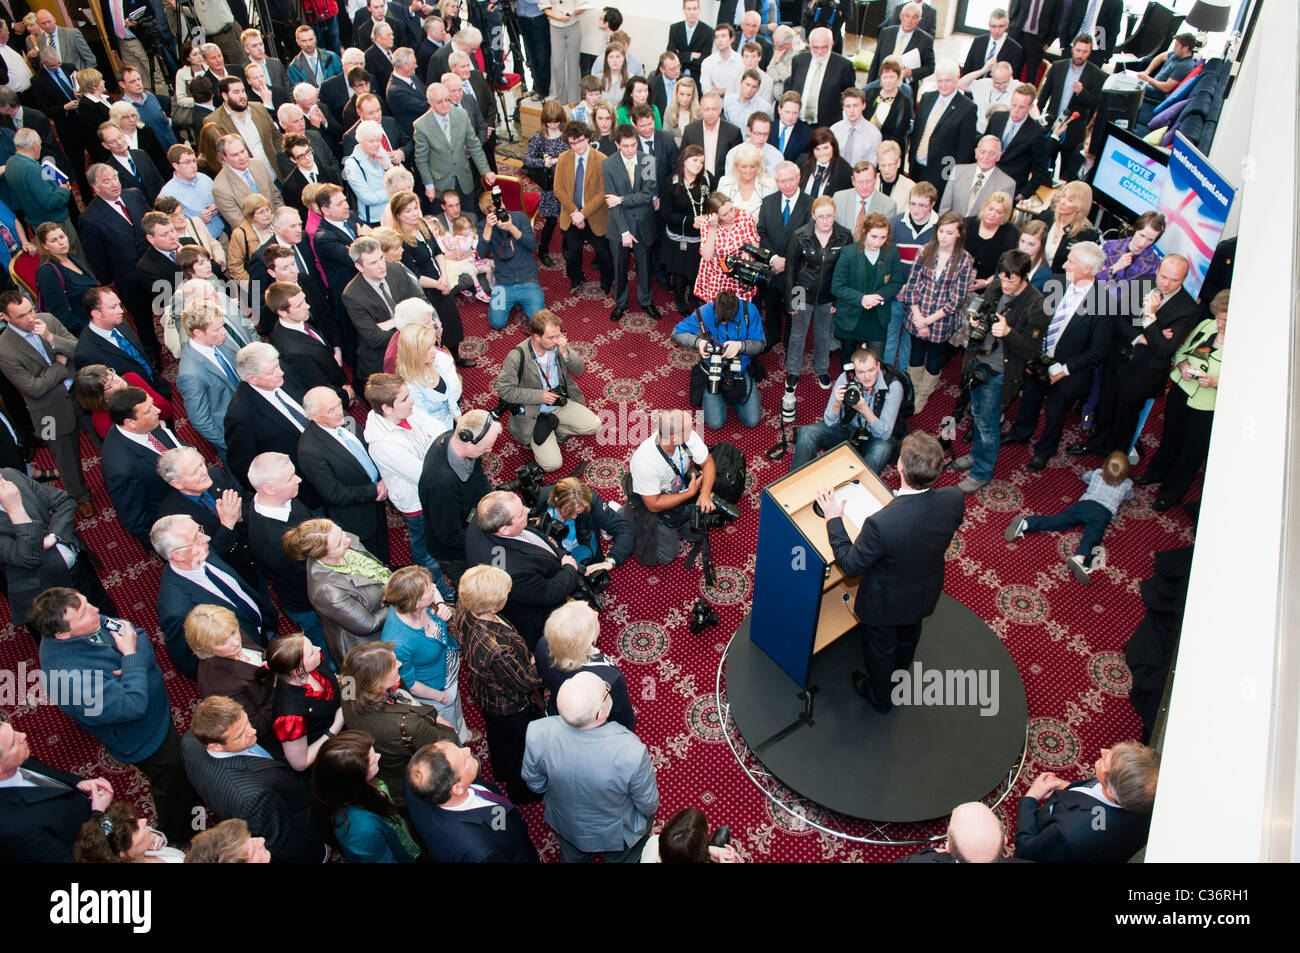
1089, 123, 1170, 222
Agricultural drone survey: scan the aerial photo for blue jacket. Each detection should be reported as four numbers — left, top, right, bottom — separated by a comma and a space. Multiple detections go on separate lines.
403, 778, 540, 863
332, 806, 418, 863
671, 300, 765, 372
38, 620, 171, 764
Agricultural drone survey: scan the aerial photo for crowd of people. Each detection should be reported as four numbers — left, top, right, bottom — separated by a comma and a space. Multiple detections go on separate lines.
0, 0, 1219, 863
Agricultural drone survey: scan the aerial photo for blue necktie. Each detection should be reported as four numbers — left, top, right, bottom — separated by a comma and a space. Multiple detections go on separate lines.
198, 491, 218, 514
52, 69, 73, 100
213, 347, 239, 387
242, 170, 258, 193
779, 124, 788, 153
110, 328, 150, 377
276, 392, 309, 428
573, 156, 584, 207
125, 154, 137, 177
337, 428, 380, 482
782, 198, 791, 226
341, 221, 355, 240
203, 564, 262, 626
244, 743, 274, 760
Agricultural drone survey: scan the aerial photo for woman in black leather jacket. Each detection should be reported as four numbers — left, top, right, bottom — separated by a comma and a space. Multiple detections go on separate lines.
784, 195, 853, 388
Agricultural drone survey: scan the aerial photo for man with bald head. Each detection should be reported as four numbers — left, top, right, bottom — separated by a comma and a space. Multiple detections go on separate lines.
787, 26, 857, 126
522, 670, 659, 863
900, 802, 1010, 862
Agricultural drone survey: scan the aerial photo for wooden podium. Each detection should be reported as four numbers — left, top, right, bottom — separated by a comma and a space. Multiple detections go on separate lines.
749, 443, 894, 688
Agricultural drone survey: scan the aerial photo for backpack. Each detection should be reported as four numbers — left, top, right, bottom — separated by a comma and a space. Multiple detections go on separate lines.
708, 441, 747, 505
880, 363, 914, 439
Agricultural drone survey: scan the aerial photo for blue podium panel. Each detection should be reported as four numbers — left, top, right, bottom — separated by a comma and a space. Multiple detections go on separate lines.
751, 490, 826, 687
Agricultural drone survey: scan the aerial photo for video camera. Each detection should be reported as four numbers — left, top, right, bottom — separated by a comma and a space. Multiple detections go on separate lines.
721, 244, 776, 288
699, 341, 744, 396
499, 461, 545, 509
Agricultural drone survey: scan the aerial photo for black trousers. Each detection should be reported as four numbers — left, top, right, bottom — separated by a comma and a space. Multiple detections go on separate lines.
1145, 385, 1214, 505
764, 286, 791, 348
483, 706, 541, 804
134, 719, 198, 846
610, 234, 653, 310
427, 288, 464, 359
860, 621, 923, 711
1008, 375, 1083, 459
562, 222, 613, 286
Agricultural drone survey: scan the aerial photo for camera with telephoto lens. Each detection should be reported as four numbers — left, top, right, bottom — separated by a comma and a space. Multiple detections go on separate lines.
964, 362, 993, 390
688, 597, 719, 634
721, 244, 776, 288
964, 293, 997, 348
700, 341, 743, 395
499, 461, 545, 508
490, 185, 508, 221
781, 387, 798, 425
686, 493, 741, 533
570, 572, 605, 612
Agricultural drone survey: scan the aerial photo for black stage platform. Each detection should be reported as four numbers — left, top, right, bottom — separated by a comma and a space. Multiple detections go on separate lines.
724, 595, 1028, 823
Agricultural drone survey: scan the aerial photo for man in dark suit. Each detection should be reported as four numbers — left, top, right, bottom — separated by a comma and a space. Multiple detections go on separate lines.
154, 513, 278, 680
443, 72, 487, 152
819, 433, 965, 712
30, 52, 87, 193
668, 0, 714, 83
0, 468, 116, 628
899, 802, 1014, 863
340, 236, 422, 381
733, 11, 775, 69
266, 281, 352, 404
73, 288, 171, 399
416, 18, 448, 81
603, 124, 661, 322
648, 54, 682, 118
364, 25, 398, 101
311, 184, 365, 319
0, 293, 91, 515
682, 95, 743, 180
98, 122, 163, 204
136, 211, 184, 325
985, 85, 1053, 200
182, 696, 325, 864
1060, 0, 1123, 66
385, 49, 427, 143
405, 740, 540, 862
464, 490, 581, 650
297, 385, 391, 563
1006, 242, 1112, 470
630, 105, 678, 196
909, 63, 978, 191
869, 4, 935, 90
355, 0, 407, 49
787, 27, 857, 127
884, 0, 937, 34
0, 720, 114, 862
77, 167, 157, 364
321, 50, 367, 121
1009, 0, 1064, 82
0, 91, 72, 179
99, 386, 187, 547
1069, 255, 1200, 460
1037, 36, 1105, 157
340, 93, 408, 158
280, 132, 344, 219
757, 162, 813, 350
156, 446, 259, 588
254, 230, 341, 344
1015, 741, 1159, 862
773, 93, 812, 164
960, 8, 1025, 80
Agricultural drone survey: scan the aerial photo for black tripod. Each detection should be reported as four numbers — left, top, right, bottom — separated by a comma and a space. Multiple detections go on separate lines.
467, 0, 529, 141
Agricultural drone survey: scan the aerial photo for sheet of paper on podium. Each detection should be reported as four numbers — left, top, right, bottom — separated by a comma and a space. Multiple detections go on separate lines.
834, 482, 883, 529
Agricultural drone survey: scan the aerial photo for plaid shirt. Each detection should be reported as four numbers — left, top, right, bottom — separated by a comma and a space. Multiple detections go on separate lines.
451, 607, 541, 717
899, 249, 974, 341
1079, 469, 1134, 516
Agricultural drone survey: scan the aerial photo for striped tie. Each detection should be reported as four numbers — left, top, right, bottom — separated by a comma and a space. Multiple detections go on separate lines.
915, 97, 946, 166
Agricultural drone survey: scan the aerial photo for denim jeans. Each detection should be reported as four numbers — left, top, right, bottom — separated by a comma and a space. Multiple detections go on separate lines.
883, 298, 912, 370
313, 17, 341, 57
404, 515, 456, 601
489, 281, 546, 330
791, 421, 895, 473
968, 371, 1004, 482
1025, 500, 1114, 567
701, 374, 762, 430
909, 334, 945, 374
284, 608, 332, 672
786, 302, 834, 377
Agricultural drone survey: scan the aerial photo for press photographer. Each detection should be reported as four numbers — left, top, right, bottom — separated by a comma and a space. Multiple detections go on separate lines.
531, 476, 634, 580
951, 249, 1049, 494
464, 490, 583, 651
478, 187, 545, 331
790, 347, 905, 473
694, 193, 769, 305
672, 290, 766, 431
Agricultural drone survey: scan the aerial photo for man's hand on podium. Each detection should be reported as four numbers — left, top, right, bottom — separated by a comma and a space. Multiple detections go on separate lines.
816, 486, 844, 520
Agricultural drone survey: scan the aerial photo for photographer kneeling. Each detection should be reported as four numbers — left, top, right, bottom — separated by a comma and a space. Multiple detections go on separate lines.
464, 490, 583, 652
791, 347, 904, 474
532, 477, 633, 578
626, 410, 718, 567
953, 249, 1050, 494
672, 290, 766, 431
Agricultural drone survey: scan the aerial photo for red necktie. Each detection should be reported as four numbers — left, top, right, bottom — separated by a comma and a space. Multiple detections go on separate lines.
146, 433, 167, 453
381, 133, 392, 152
115, 199, 132, 224
397, 420, 413, 430
305, 324, 325, 345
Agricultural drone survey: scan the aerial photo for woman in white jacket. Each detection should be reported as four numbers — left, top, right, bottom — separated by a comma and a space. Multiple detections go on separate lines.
361, 374, 456, 601
394, 322, 461, 435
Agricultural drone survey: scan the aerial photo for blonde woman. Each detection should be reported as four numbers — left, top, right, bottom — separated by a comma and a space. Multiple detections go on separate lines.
75, 68, 112, 145
716, 143, 776, 220
875, 140, 914, 215
390, 190, 468, 360
395, 322, 461, 433
226, 192, 275, 283
1036, 180, 1099, 273
964, 192, 1019, 293
664, 76, 702, 145
184, 604, 276, 746
536, 601, 635, 729
591, 99, 618, 154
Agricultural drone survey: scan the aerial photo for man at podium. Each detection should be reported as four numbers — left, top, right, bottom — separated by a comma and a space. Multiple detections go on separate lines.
817, 433, 964, 713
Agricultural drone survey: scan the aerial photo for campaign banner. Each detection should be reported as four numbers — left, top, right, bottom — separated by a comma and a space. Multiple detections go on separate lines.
1156, 132, 1236, 298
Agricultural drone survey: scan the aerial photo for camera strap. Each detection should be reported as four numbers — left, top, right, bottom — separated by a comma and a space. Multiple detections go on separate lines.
657, 443, 691, 488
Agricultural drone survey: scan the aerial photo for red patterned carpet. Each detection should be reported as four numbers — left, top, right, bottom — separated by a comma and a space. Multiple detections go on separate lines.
0, 235, 1199, 862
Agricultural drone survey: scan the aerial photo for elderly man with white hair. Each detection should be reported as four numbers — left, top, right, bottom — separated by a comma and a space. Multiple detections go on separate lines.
522, 670, 659, 863
909, 58, 978, 191
291, 81, 344, 145
321, 47, 368, 120
343, 120, 394, 226
156, 444, 258, 585
386, 47, 428, 141
413, 81, 495, 208
276, 103, 341, 185
938, 134, 1017, 217
900, 802, 1012, 862
787, 26, 857, 126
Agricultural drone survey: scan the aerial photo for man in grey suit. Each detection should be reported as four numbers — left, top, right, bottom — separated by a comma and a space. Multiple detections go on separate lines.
603, 124, 662, 322
175, 303, 242, 462
32, 11, 96, 71
938, 135, 1018, 217
341, 236, 423, 381
0, 292, 91, 516
442, 74, 485, 148
413, 82, 495, 209
832, 161, 896, 234
522, 671, 658, 863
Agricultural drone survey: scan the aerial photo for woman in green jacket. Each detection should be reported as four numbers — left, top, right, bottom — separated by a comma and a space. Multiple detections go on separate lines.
830, 211, 906, 361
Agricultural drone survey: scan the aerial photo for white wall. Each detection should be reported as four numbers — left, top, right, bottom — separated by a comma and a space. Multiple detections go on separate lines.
580, 0, 716, 69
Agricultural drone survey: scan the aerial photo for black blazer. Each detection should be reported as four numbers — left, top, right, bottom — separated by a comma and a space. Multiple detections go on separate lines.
340, 261, 421, 381
0, 467, 89, 625
136, 245, 181, 316
862, 83, 914, 157
1035, 207, 1101, 273
99, 423, 183, 544
667, 19, 715, 82
638, 129, 679, 191
1117, 288, 1200, 398
681, 119, 743, 177
282, 164, 343, 220
73, 323, 171, 398
1015, 783, 1151, 862
787, 51, 858, 126
158, 551, 278, 680
156, 466, 259, 589
31, 65, 80, 119
272, 320, 349, 401
76, 97, 112, 159
276, 126, 343, 180
249, 239, 340, 343
984, 111, 1052, 199
385, 73, 427, 141
799, 157, 852, 198
247, 499, 315, 615
223, 370, 322, 511
1037, 58, 1105, 154
1060, 0, 1123, 62
868, 25, 936, 88
296, 421, 389, 563
364, 45, 395, 101
404, 777, 540, 863
464, 520, 581, 651
757, 189, 813, 265
960, 34, 1025, 78
312, 216, 363, 314
884, 0, 938, 35
1040, 280, 1111, 397
180, 730, 324, 864
320, 71, 353, 123
1009, 0, 1063, 40
826, 487, 966, 626
648, 71, 674, 117
909, 92, 978, 190
0, 757, 93, 862
78, 192, 150, 299
774, 119, 813, 164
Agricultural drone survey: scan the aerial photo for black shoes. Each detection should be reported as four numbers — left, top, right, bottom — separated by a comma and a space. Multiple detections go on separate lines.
852, 671, 891, 714
1152, 497, 1177, 512
1065, 443, 1097, 457
610, 306, 626, 321
454, 356, 477, 369
1135, 472, 1159, 486
644, 304, 662, 321
569, 278, 583, 293
539, 255, 557, 268
1004, 433, 1030, 445
1026, 455, 1049, 472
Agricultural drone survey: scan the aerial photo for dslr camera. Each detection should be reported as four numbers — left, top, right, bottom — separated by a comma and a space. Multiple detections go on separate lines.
963, 293, 998, 349
721, 244, 776, 288
547, 382, 570, 407
1026, 354, 1055, 390
489, 185, 509, 221
687, 494, 741, 533
534, 512, 612, 611
700, 341, 744, 395
499, 461, 545, 508
688, 597, 719, 635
